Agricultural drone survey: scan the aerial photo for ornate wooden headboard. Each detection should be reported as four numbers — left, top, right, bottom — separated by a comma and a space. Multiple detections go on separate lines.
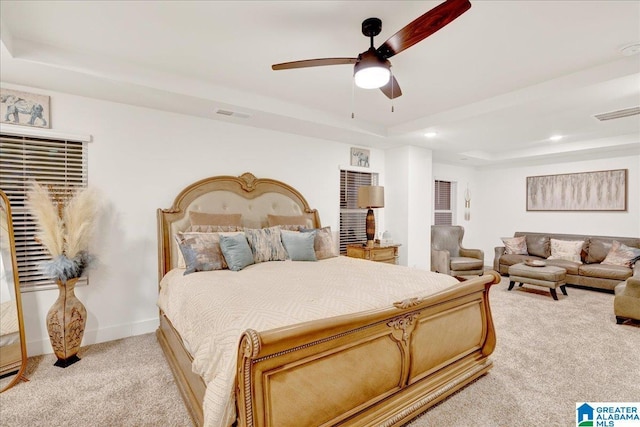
157, 172, 321, 280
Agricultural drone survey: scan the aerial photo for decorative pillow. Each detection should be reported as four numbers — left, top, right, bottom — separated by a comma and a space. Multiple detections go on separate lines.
526, 235, 550, 258
189, 211, 242, 227
300, 226, 338, 260
281, 230, 317, 261
586, 239, 613, 264
267, 214, 308, 227
244, 226, 287, 263
175, 232, 228, 275
548, 239, 584, 264
602, 241, 640, 267
187, 225, 240, 233
501, 236, 528, 255
218, 233, 255, 271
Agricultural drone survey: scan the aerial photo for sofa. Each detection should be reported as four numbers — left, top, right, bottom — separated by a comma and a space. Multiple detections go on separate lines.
494, 232, 640, 292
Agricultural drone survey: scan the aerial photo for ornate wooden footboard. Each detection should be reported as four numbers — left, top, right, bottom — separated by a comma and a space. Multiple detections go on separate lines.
236, 271, 500, 427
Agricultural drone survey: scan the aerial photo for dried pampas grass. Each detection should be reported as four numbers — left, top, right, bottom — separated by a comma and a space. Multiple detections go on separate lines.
63, 187, 100, 259
27, 181, 100, 282
27, 181, 64, 257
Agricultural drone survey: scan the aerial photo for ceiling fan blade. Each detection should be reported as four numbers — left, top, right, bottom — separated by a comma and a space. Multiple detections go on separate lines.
272, 58, 357, 70
380, 75, 402, 99
376, 0, 471, 59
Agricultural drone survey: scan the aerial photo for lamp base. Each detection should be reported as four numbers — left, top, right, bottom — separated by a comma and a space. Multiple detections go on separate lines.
365, 208, 376, 244
366, 240, 375, 248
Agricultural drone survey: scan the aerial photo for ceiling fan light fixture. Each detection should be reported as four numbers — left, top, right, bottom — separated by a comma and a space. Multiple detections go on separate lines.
354, 49, 390, 89
354, 66, 390, 89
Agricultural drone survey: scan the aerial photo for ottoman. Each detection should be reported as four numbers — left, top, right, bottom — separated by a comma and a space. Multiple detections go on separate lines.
508, 263, 568, 300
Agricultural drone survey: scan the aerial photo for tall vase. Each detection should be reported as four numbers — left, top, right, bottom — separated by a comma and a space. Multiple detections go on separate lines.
46, 277, 87, 368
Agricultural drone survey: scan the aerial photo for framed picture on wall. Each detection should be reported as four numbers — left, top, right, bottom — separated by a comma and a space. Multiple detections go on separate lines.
350, 147, 370, 167
526, 169, 627, 211
0, 88, 50, 128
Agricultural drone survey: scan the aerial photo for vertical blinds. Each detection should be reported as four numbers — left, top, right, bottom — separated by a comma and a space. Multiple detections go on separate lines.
0, 134, 88, 291
434, 180, 453, 225
339, 170, 378, 254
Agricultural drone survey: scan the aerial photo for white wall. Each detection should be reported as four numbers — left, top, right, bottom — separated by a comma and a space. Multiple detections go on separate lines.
385, 146, 433, 268
3, 83, 387, 356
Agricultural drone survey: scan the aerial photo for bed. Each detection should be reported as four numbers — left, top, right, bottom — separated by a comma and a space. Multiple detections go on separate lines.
156, 172, 500, 427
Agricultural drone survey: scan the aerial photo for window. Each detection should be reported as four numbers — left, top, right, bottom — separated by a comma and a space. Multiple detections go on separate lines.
0, 133, 88, 291
339, 170, 378, 254
434, 180, 455, 225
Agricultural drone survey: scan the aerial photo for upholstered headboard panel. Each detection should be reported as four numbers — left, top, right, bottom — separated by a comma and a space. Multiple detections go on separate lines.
157, 173, 321, 278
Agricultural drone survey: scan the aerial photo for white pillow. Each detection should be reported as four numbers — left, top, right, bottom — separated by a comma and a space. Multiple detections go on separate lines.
547, 239, 584, 263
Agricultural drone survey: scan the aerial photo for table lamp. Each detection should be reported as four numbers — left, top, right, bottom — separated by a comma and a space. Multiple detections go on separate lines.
357, 185, 384, 247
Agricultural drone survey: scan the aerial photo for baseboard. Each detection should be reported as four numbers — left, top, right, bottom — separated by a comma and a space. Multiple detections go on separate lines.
26, 317, 159, 357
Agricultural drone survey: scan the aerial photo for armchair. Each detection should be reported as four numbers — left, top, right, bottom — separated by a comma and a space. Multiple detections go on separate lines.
431, 225, 484, 277
614, 276, 640, 324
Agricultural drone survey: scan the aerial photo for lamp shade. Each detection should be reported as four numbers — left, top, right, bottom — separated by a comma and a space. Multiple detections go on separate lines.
358, 186, 384, 209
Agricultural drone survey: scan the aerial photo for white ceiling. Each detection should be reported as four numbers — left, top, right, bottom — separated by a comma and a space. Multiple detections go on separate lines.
1, 0, 639, 167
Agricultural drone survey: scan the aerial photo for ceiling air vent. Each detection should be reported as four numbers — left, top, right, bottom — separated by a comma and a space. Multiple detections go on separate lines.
216, 108, 251, 119
215, 108, 252, 119
593, 106, 640, 121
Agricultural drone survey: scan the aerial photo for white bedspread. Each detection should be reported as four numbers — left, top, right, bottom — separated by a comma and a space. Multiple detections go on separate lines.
157, 256, 459, 427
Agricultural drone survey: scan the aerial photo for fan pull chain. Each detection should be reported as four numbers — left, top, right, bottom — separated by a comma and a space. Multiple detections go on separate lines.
351, 77, 355, 119
391, 69, 395, 113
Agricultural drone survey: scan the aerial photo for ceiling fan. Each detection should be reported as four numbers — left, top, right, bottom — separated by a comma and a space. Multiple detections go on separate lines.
272, 0, 472, 99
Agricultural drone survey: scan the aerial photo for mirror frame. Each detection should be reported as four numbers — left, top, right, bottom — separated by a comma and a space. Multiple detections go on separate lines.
0, 189, 28, 392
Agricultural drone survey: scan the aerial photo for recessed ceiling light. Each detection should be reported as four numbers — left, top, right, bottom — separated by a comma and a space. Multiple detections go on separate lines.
424, 132, 438, 138
549, 135, 563, 142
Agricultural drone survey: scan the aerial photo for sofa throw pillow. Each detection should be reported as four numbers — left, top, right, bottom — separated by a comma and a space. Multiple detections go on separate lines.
300, 226, 338, 260
586, 239, 613, 264
175, 232, 228, 275
548, 239, 584, 264
602, 240, 640, 268
281, 230, 317, 261
219, 233, 255, 271
244, 226, 287, 263
526, 235, 551, 258
189, 211, 242, 227
501, 236, 528, 255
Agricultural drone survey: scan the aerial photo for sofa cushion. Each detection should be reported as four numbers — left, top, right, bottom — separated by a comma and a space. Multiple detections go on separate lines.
451, 256, 484, 271
586, 239, 613, 264
602, 240, 640, 268
579, 263, 632, 281
502, 236, 527, 255
548, 239, 584, 263
526, 235, 551, 258
545, 259, 581, 275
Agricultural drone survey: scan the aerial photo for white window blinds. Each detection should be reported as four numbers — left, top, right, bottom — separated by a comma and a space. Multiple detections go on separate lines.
0, 133, 88, 291
339, 170, 378, 254
434, 180, 453, 225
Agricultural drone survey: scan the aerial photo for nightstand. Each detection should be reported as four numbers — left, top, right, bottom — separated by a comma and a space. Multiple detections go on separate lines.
346, 244, 400, 265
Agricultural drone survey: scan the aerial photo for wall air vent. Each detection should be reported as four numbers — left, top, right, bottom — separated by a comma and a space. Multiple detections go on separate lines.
215, 108, 251, 119
593, 106, 640, 121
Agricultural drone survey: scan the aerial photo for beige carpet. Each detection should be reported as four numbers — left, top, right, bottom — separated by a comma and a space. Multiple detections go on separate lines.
1, 277, 638, 427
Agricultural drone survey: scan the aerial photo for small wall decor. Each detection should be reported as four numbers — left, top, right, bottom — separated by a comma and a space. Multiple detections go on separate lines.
464, 186, 471, 221
527, 169, 627, 211
0, 88, 50, 128
350, 147, 370, 167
